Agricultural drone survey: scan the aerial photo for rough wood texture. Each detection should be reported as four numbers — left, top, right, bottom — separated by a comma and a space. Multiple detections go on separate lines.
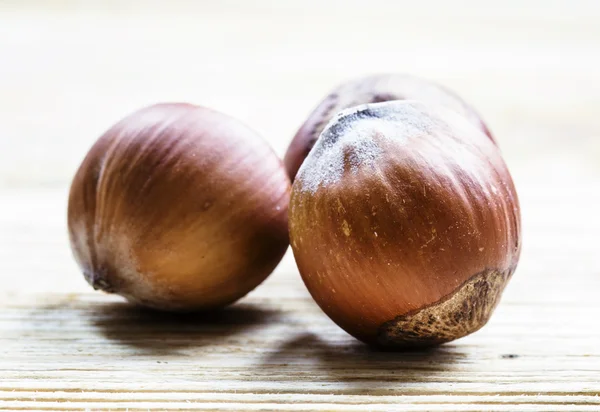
1, 1, 599, 410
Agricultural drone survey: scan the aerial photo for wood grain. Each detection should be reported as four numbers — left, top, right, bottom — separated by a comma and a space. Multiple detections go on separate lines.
1, 185, 599, 411
1, 1, 600, 410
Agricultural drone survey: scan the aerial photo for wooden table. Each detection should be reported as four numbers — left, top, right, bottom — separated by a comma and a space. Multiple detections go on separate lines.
1, 2, 599, 410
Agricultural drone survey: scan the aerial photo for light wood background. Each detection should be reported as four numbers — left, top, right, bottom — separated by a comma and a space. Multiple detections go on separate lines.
1, 1, 599, 410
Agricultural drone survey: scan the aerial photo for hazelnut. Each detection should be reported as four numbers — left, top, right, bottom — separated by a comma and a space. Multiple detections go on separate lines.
68, 103, 290, 310
289, 100, 521, 348
284, 73, 494, 181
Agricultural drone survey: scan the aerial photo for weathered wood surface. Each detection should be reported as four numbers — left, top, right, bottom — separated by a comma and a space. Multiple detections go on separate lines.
1, 1, 599, 410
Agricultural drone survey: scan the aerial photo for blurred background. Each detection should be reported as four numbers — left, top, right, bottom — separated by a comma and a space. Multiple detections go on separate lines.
1, 0, 599, 189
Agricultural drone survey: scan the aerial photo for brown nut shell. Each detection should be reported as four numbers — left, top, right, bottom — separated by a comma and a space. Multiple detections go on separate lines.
284, 73, 494, 181
289, 100, 520, 348
68, 103, 290, 311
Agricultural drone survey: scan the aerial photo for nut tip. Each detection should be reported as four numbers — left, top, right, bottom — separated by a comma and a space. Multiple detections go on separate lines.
84, 269, 116, 293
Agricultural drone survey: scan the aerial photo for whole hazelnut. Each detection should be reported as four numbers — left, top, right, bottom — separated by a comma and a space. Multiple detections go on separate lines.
68, 103, 290, 310
284, 73, 494, 181
289, 100, 521, 348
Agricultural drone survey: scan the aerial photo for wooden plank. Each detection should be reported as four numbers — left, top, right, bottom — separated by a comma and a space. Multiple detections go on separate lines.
0, 183, 599, 411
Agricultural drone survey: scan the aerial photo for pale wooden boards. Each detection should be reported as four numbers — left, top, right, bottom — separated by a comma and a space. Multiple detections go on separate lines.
0, 184, 599, 411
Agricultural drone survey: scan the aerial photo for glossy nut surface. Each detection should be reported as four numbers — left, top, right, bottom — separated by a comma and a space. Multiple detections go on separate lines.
284, 74, 494, 181
68, 103, 290, 310
289, 100, 520, 348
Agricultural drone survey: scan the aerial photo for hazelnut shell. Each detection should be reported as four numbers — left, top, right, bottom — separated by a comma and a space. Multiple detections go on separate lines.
284, 73, 494, 181
289, 100, 521, 347
68, 103, 290, 310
